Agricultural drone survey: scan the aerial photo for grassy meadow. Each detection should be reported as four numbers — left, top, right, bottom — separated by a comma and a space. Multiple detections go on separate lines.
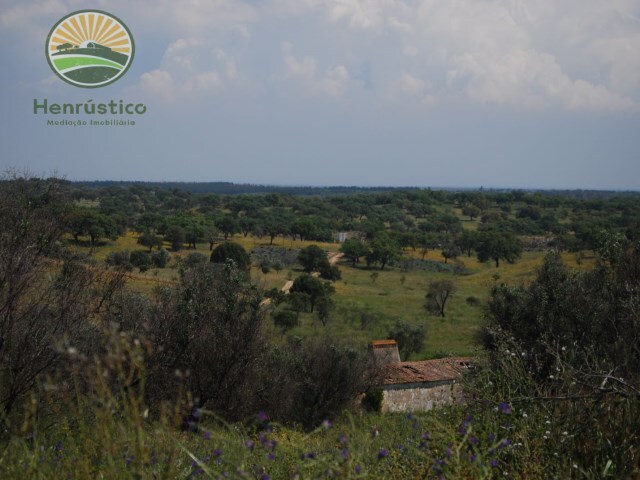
72, 230, 593, 359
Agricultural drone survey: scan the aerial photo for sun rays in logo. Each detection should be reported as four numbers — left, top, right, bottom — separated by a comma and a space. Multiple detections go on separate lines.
46, 10, 134, 88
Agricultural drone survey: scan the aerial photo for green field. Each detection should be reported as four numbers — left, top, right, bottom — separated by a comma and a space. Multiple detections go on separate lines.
53, 55, 124, 72
77, 232, 593, 359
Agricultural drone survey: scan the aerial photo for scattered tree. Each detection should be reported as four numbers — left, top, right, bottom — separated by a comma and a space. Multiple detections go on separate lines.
388, 320, 426, 360
339, 238, 369, 266
298, 245, 328, 273
366, 232, 400, 270
138, 231, 163, 251
289, 274, 334, 312
476, 231, 522, 267
425, 279, 456, 317
164, 225, 186, 251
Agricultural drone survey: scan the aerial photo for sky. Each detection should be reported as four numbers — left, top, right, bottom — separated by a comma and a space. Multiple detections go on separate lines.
1, 0, 639, 190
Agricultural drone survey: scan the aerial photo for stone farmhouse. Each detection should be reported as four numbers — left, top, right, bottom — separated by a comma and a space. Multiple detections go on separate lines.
370, 340, 471, 413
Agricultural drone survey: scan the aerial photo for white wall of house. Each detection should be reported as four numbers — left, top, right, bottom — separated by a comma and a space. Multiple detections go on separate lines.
381, 381, 462, 413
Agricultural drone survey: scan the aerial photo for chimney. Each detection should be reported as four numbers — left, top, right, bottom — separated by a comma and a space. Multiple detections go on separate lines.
369, 339, 401, 365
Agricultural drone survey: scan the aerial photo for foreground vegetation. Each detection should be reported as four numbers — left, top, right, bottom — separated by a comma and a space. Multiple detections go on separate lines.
0, 175, 638, 478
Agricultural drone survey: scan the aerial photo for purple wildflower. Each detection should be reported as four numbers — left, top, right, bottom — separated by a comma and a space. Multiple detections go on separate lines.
433, 458, 446, 475
322, 419, 333, 429
421, 432, 430, 440
498, 402, 512, 414
267, 453, 276, 461
260, 473, 270, 480
258, 411, 270, 422
469, 436, 479, 445
203, 430, 212, 440
469, 453, 477, 463
498, 438, 511, 450
355, 465, 362, 474
245, 440, 255, 451
378, 448, 389, 459
490, 459, 499, 468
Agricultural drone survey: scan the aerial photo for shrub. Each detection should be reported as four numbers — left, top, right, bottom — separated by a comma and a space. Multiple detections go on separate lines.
319, 263, 342, 281
105, 250, 133, 270
210, 242, 251, 271
146, 261, 265, 420
272, 309, 299, 333
151, 248, 171, 268
465, 295, 481, 307
361, 388, 384, 412
130, 250, 151, 270
477, 240, 640, 477
183, 252, 207, 270
260, 261, 271, 274
258, 337, 374, 429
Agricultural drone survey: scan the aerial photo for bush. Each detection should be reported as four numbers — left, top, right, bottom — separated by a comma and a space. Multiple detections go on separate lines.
105, 250, 133, 270
361, 388, 384, 412
130, 250, 151, 270
146, 261, 265, 420
210, 242, 251, 271
258, 337, 374, 430
183, 252, 207, 270
465, 295, 481, 307
272, 309, 299, 333
319, 263, 342, 281
477, 240, 640, 476
250, 246, 299, 268
151, 248, 171, 268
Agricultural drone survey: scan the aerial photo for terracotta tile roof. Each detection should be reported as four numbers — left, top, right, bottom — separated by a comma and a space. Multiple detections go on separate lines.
370, 339, 398, 349
379, 357, 472, 385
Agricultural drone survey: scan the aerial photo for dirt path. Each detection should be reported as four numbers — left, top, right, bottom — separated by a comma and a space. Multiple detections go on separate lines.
261, 251, 343, 306
328, 252, 344, 265
280, 280, 294, 293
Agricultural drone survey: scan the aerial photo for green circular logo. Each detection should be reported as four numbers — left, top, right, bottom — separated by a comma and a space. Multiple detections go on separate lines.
46, 10, 134, 88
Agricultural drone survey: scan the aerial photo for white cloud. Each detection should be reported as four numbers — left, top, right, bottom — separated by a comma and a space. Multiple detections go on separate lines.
282, 42, 350, 97
131, 38, 240, 102
321, 65, 349, 96
396, 73, 435, 106
282, 42, 317, 80
0, 0, 66, 28
308, 0, 639, 110
5, 0, 639, 110
139, 70, 175, 98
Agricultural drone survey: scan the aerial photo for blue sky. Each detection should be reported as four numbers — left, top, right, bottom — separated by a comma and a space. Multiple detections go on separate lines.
1, 0, 639, 189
